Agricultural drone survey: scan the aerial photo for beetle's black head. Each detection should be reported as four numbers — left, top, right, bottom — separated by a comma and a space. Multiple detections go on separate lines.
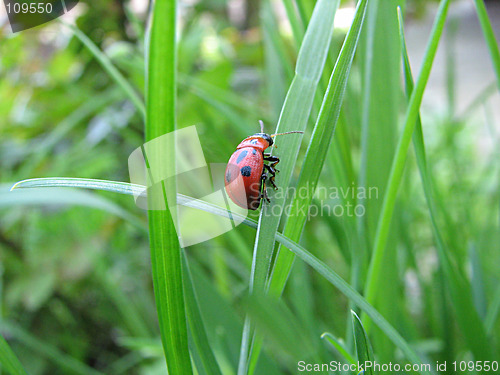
253, 133, 273, 146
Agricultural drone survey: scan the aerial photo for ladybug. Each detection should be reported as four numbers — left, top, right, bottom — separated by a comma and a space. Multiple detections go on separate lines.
224, 121, 303, 210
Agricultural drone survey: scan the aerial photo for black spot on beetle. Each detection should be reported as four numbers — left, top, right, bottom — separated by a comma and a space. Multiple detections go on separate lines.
250, 139, 258, 144
226, 169, 231, 183
236, 150, 248, 164
241, 166, 252, 177
252, 149, 257, 155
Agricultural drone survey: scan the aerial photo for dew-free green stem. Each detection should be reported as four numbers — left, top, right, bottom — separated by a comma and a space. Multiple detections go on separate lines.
473, 0, 500, 89
398, 8, 493, 364
0, 334, 27, 375
240, 1, 338, 372
63, 22, 146, 119
146, 0, 192, 373
362, 0, 450, 329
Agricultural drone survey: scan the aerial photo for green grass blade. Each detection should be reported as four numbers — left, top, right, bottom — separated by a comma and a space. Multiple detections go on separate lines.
182, 252, 222, 375
320, 332, 356, 365
268, 0, 368, 299
4, 183, 145, 231
262, 2, 289, 119
398, 8, 493, 364
362, 0, 451, 328
261, 0, 294, 82
62, 22, 146, 119
351, 311, 374, 375
2, 322, 101, 375
295, 0, 314, 29
244, 294, 319, 370
11, 177, 145, 196
146, 0, 192, 373
356, 1, 404, 359
282, 0, 304, 47
240, 0, 339, 372
473, 0, 500, 89
485, 285, 500, 334
0, 334, 27, 375
179, 74, 263, 125
19, 89, 121, 176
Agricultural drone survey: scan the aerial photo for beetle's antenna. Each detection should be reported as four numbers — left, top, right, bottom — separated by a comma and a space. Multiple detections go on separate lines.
270, 131, 304, 138
259, 120, 265, 133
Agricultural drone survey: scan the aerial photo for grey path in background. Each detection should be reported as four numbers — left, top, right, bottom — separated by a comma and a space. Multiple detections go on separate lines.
405, 0, 500, 154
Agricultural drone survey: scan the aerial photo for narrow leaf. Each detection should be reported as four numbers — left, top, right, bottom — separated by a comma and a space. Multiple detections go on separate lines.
182, 252, 222, 375
146, 0, 192, 373
397, 7, 493, 363
2, 323, 100, 375
351, 311, 374, 375
62, 22, 145, 119
473, 0, 500, 89
363, 0, 451, 329
0, 334, 27, 375
321, 332, 356, 365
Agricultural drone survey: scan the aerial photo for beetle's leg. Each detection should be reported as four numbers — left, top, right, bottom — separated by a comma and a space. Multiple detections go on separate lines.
263, 155, 280, 172
264, 164, 278, 190
260, 173, 271, 203
263, 154, 279, 163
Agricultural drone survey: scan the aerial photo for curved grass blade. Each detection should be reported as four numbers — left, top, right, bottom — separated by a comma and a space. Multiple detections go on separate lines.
321, 332, 355, 365
362, 0, 451, 329
4, 183, 145, 231
145, 0, 192, 372
0, 334, 27, 375
351, 311, 374, 375
9, 178, 431, 373
61, 22, 146, 119
11, 178, 145, 196
397, 8, 493, 364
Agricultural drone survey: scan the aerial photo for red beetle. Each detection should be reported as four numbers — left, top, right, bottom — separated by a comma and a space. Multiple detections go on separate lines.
224, 121, 303, 210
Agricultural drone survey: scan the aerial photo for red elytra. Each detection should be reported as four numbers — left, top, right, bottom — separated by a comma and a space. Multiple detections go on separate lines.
224, 121, 303, 210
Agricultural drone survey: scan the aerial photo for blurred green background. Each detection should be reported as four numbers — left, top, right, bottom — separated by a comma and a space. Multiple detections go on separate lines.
0, 0, 499, 374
